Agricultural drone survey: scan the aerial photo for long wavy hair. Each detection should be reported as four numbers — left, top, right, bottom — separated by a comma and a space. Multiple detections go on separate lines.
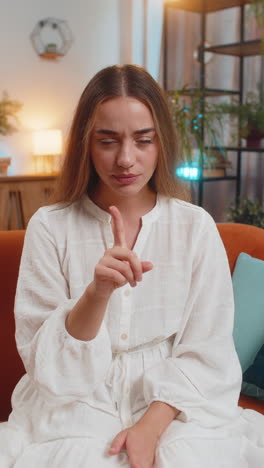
51, 64, 190, 203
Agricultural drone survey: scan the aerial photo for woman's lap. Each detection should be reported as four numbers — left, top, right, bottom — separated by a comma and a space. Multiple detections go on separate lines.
156, 433, 246, 468
9, 431, 248, 468
2, 409, 263, 467
12, 438, 130, 468
155, 410, 264, 468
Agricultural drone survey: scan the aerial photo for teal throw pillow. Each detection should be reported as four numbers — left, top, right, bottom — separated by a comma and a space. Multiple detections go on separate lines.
242, 344, 264, 400
232, 252, 264, 373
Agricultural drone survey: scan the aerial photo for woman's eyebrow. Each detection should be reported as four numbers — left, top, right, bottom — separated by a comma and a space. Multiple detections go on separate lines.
134, 127, 155, 135
95, 129, 118, 135
94, 127, 155, 136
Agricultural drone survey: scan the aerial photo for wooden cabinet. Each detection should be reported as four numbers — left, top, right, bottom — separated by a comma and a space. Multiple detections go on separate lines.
0, 175, 57, 230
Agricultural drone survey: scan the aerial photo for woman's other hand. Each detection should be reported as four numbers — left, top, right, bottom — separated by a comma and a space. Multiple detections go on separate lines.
92, 205, 153, 299
108, 421, 159, 468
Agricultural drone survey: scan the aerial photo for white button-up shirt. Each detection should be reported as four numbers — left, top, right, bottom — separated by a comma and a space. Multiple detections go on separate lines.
14, 194, 242, 429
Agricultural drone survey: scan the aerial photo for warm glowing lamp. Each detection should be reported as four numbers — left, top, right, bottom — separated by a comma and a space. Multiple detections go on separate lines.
32, 129, 62, 174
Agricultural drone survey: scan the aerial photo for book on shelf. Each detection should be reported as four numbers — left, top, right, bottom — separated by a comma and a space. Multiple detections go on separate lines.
202, 168, 225, 178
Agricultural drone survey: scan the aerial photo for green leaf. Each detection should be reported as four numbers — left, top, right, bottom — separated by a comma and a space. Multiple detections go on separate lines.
0, 91, 23, 136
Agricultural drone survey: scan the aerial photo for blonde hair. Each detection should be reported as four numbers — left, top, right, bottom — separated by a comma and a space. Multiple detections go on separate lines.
52, 64, 190, 203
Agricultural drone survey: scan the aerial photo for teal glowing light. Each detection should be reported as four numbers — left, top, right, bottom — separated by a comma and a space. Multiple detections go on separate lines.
176, 165, 202, 180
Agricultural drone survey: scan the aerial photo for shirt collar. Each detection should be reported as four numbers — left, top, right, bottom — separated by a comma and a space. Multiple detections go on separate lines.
83, 193, 162, 225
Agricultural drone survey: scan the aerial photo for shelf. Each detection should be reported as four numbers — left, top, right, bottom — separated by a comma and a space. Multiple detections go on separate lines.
165, 0, 250, 14
205, 40, 262, 56
39, 53, 63, 60
174, 88, 240, 97
199, 176, 238, 182
0, 174, 59, 183
206, 146, 264, 152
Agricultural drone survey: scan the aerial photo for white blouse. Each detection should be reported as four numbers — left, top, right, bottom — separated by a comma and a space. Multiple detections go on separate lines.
14, 193, 242, 428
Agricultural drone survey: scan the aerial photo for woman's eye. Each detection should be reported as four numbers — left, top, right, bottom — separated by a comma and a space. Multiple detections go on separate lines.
137, 138, 153, 144
99, 139, 117, 145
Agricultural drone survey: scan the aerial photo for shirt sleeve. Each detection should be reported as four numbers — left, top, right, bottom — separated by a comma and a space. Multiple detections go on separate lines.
143, 210, 242, 427
14, 210, 112, 406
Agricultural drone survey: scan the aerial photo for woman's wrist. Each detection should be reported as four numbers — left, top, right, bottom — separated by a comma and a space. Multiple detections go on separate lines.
135, 401, 180, 438
66, 281, 110, 341
84, 280, 111, 303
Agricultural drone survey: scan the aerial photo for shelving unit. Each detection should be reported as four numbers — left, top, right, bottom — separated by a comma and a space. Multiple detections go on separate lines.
163, 0, 263, 206
206, 39, 262, 56
165, 0, 250, 13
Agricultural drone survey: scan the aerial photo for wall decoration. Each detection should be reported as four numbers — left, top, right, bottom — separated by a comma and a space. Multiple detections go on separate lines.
30, 18, 73, 60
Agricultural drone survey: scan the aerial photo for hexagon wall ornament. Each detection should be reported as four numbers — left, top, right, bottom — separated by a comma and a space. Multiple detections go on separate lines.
30, 18, 73, 60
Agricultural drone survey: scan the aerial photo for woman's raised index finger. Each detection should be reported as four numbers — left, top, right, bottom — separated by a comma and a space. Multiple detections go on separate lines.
109, 206, 127, 248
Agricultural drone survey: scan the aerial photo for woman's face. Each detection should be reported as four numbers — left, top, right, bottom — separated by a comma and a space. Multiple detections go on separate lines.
90, 96, 159, 201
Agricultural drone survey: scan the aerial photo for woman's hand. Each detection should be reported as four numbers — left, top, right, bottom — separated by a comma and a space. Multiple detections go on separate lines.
92, 205, 153, 299
108, 421, 159, 468
108, 402, 178, 468
67, 205, 153, 341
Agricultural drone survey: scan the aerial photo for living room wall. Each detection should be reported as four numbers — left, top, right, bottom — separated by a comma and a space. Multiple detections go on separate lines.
0, 0, 121, 174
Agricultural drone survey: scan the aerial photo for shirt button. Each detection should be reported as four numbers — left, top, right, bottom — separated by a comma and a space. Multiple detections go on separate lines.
121, 333, 128, 340
124, 289, 130, 296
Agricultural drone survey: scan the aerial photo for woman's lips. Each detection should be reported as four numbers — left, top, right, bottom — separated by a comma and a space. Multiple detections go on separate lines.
112, 174, 139, 184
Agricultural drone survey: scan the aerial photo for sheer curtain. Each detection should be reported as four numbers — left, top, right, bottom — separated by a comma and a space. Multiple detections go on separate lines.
119, 0, 163, 80
120, 0, 164, 81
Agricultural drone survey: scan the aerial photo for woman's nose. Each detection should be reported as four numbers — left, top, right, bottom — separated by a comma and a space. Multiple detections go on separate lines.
116, 141, 135, 168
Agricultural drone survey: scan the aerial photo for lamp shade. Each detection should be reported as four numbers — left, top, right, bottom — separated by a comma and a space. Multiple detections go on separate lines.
32, 129, 62, 156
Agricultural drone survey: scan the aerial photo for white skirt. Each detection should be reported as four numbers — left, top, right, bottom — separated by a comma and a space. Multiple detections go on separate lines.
0, 337, 263, 468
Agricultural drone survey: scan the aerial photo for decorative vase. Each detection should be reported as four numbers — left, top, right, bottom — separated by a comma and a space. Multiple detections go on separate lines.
45, 43, 57, 54
0, 157, 11, 175
245, 128, 264, 148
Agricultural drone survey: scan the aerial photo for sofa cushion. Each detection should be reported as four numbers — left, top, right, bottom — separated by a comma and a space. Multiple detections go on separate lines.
217, 223, 264, 274
242, 344, 264, 400
0, 230, 25, 421
232, 252, 264, 373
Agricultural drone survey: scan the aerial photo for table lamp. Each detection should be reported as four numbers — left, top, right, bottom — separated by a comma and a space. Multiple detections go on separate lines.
32, 129, 62, 174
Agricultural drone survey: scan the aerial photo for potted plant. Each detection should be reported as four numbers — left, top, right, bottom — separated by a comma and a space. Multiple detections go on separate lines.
227, 198, 264, 228
168, 87, 230, 177
250, 0, 264, 30
248, 0, 264, 51
0, 91, 22, 175
216, 88, 264, 148
0, 91, 22, 136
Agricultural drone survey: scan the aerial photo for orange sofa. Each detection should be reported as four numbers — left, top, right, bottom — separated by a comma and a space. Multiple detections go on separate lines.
0, 224, 264, 422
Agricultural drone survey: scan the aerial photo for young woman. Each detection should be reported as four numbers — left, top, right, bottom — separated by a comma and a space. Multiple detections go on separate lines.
1, 65, 263, 468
